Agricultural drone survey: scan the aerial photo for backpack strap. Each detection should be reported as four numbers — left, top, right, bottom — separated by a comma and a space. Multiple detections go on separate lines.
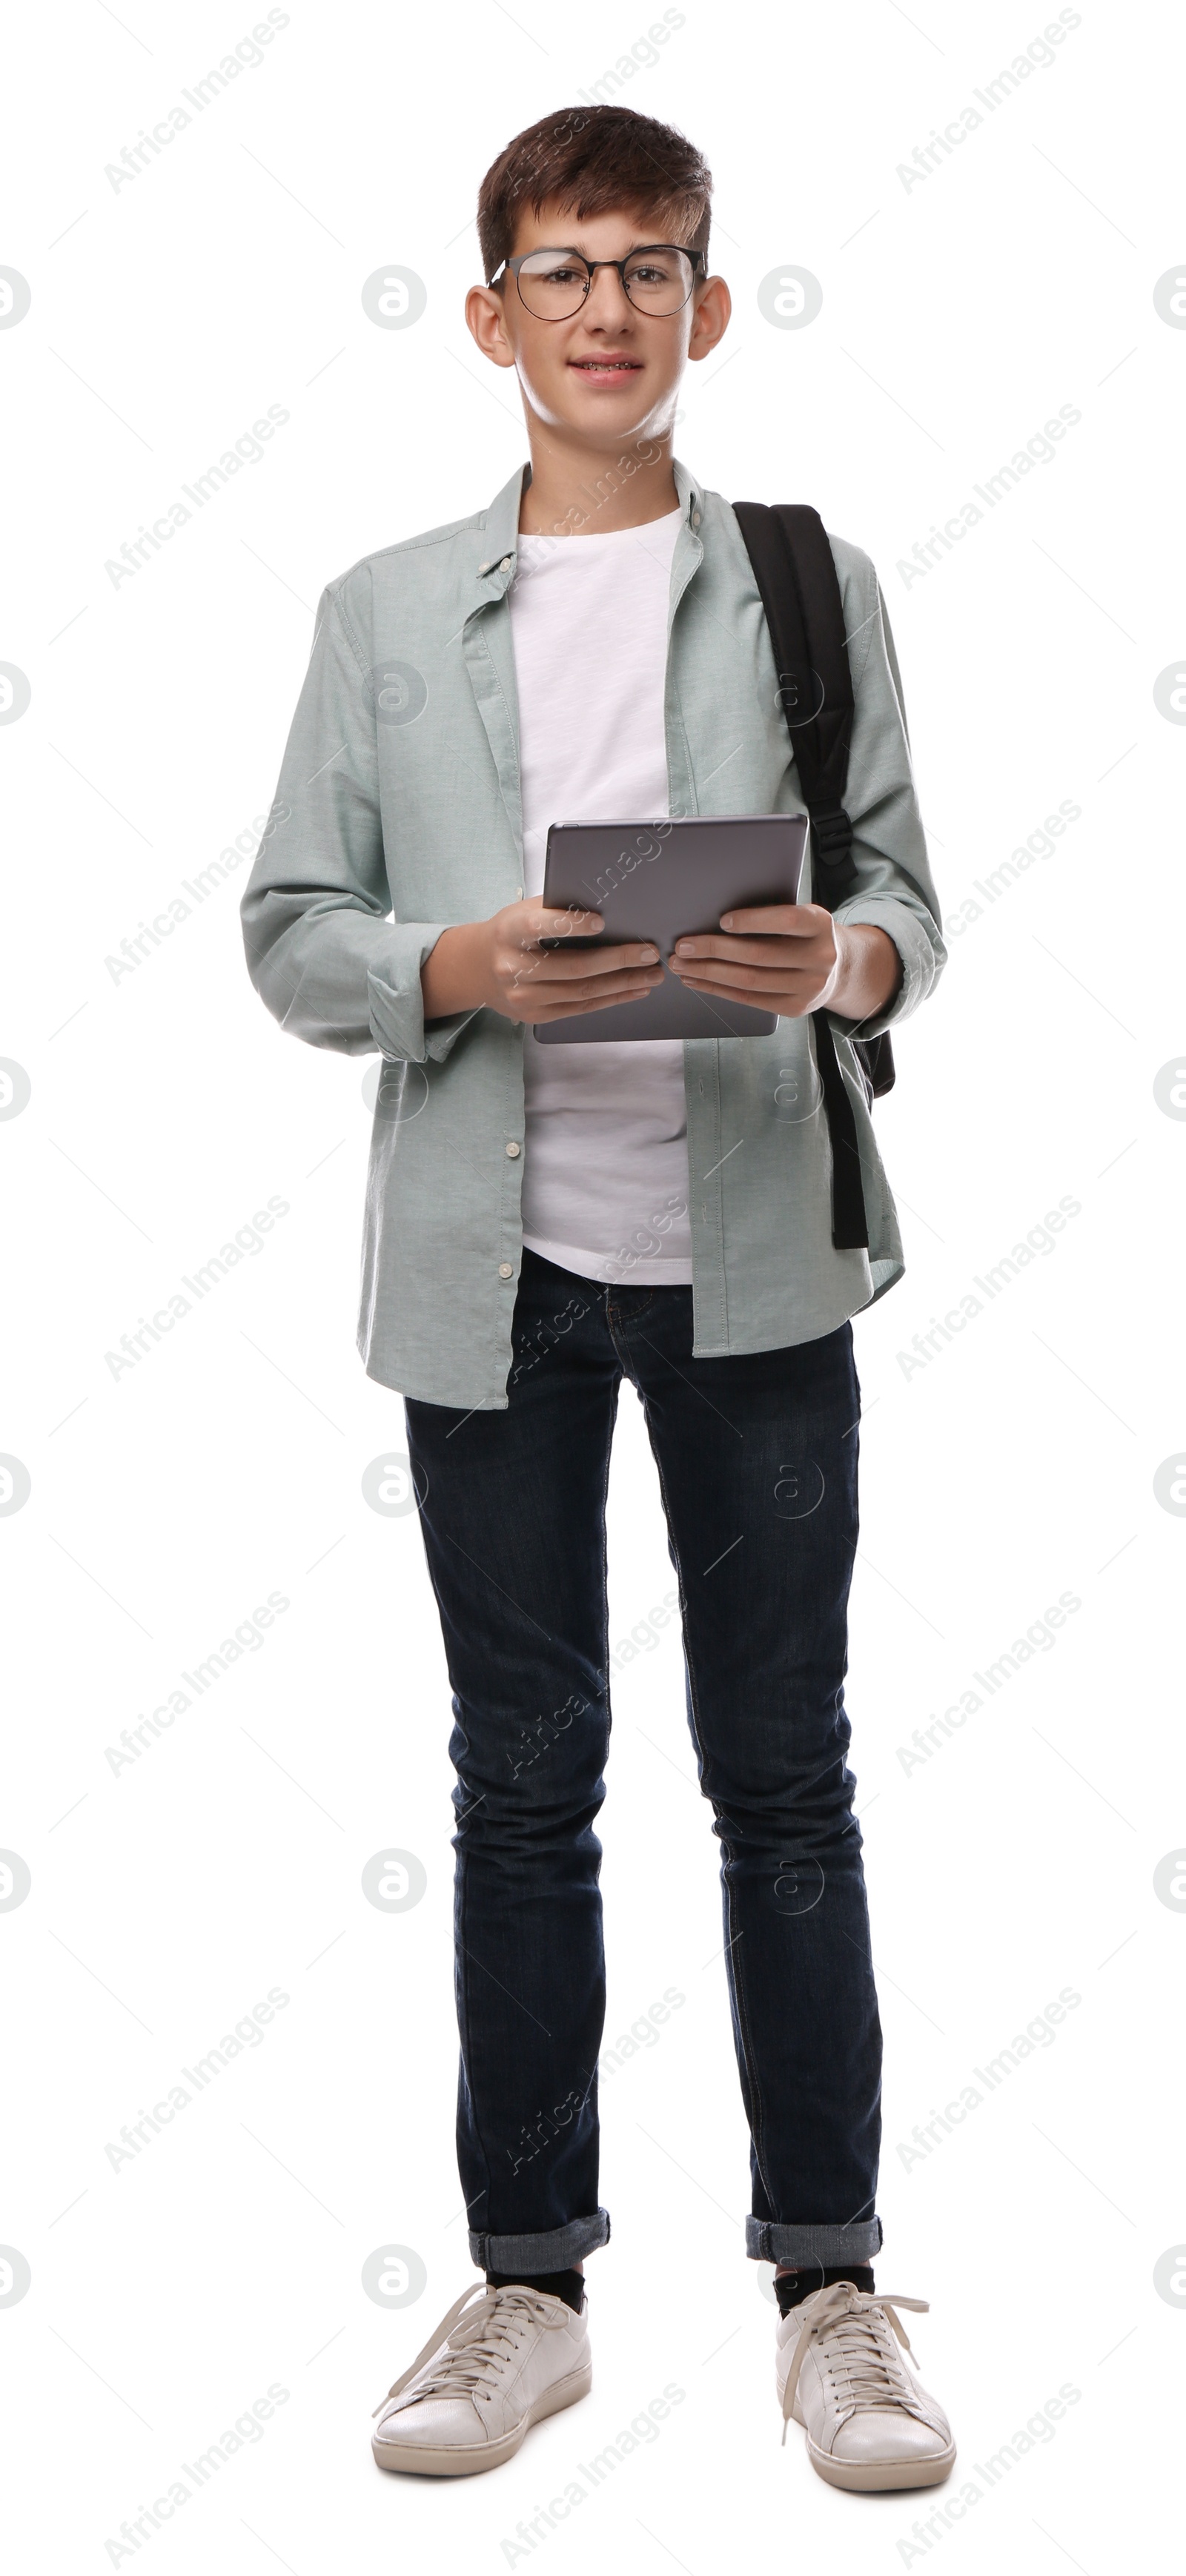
732, 498, 869, 1251
732, 501, 859, 905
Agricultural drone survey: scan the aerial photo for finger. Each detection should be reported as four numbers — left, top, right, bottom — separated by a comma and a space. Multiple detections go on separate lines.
522, 965, 663, 1004
527, 905, 604, 936
672, 936, 810, 967
669, 952, 810, 989
677, 973, 804, 1008
717, 904, 818, 934
526, 982, 662, 1021
527, 941, 660, 981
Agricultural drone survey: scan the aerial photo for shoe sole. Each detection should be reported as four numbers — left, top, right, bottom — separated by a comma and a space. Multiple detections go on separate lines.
804, 2428, 957, 2494
372, 2360, 592, 2477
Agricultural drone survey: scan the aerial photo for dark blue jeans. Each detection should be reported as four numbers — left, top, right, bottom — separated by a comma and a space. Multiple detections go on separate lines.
404, 1248, 883, 2275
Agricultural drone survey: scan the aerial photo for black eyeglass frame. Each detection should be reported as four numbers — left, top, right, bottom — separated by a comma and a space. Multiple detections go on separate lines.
488, 243, 708, 317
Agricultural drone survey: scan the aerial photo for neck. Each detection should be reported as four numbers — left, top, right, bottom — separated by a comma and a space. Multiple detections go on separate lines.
518, 417, 680, 538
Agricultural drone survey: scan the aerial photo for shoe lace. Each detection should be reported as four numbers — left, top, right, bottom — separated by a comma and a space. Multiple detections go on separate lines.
373, 2283, 573, 2420
780, 2283, 930, 2446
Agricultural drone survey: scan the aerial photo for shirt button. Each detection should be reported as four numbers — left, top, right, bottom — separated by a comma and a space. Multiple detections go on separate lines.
505, 1140, 520, 1157
500, 555, 512, 572
515, 885, 523, 900
691, 509, 701, 528
498, 1262, 514, 1279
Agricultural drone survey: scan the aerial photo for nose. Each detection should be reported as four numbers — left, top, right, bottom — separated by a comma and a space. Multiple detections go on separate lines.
582, 263, 635, 325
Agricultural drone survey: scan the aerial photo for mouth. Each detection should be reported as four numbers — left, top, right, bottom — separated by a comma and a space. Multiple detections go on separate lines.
568, 357, 643, 376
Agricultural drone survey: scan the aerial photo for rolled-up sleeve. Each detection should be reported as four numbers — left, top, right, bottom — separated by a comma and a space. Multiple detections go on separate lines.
240, 584, 477, 1065
825, 563, 946, 1043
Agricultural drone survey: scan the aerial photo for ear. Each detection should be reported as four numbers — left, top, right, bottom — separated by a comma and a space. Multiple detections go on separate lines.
466, 282, 519, 371
686, 272, 732, 365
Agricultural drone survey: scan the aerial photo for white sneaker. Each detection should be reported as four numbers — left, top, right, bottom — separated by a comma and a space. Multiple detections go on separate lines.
372, 2281, 592, 2477
775, 2280, 955, 2492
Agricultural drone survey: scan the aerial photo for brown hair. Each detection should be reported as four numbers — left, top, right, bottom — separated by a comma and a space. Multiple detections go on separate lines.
477, 104, 712, 285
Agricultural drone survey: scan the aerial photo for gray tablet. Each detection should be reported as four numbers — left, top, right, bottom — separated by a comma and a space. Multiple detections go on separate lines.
533, 812, 809, 1043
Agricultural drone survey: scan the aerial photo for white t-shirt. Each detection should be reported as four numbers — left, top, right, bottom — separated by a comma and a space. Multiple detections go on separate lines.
509, 506, 693, 1285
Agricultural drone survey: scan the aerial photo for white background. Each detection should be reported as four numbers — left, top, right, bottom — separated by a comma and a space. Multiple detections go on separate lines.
2, 2, 1183, 2569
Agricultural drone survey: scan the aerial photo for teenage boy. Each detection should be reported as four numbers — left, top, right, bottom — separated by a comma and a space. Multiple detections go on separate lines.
242, 104, 954, 2494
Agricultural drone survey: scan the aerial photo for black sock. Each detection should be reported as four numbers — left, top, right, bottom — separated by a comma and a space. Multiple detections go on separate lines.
775, 2262, 875, 2317
486, 2266, 585, 2315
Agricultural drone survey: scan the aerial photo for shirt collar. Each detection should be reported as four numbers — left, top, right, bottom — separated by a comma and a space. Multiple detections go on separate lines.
474, 463, 529, 583
475, 456, 704, 588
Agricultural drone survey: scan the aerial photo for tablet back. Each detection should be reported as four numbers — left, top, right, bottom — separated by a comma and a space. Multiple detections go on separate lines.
534, 812, 808, 1043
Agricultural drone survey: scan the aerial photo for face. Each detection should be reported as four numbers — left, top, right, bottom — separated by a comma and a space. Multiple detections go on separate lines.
466, 195, 730, 447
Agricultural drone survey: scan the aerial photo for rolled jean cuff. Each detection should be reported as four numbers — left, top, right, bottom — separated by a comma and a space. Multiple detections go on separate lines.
469, 2208, 611, 2272
746, 2215, 883, 2265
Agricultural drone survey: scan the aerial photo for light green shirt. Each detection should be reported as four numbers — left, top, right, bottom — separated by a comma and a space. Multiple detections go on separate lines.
241, 459, 945, 1408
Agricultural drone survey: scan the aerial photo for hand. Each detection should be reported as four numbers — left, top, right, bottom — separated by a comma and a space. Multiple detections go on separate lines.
422, 898, 665, 1027
666, 904, 901, 1022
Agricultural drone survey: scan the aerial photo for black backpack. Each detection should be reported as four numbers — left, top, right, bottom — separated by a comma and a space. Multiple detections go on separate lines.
732, 500, 896, 1254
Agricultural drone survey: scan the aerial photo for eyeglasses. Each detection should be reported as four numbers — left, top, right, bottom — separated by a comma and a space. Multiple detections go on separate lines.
491, 244, 706, 321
